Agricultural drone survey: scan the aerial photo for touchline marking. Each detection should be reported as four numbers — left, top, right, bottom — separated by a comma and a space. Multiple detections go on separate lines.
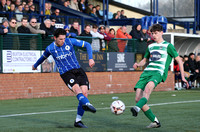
0, 100, 200, 118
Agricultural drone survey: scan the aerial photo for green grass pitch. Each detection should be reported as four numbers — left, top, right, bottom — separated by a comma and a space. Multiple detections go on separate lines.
0, 89, 200, 132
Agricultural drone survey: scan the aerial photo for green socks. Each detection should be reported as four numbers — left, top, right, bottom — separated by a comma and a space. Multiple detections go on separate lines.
136, 97, 147, 109
144, 108, 157, 122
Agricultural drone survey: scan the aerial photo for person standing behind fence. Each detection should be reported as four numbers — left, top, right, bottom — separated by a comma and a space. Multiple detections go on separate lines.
116, 25, 132, 52
9, 18, 20, 50
98, 25, 111, 51
90, 24, 104, 52
69, 0, 80, 11
27, 17, 46, 50
107, 28, 119, 52
78, 0, 86, 13
80, 24, 92, 43
129, 24, 142, 40
69, 21, 79, 36
140, 26, 151, 42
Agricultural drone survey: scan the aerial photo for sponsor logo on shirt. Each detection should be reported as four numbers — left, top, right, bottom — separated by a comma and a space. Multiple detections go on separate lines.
150, 51, 161, 61
56, 52, 72, 59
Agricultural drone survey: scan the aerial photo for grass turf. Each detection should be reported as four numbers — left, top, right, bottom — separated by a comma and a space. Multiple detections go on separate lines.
0, 89, 200, 132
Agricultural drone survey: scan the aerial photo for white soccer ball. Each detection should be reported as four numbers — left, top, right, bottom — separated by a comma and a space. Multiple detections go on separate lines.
110, 100, 125, 115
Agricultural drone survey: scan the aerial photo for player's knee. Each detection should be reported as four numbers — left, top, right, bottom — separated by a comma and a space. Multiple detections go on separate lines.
135, 97, 140, 103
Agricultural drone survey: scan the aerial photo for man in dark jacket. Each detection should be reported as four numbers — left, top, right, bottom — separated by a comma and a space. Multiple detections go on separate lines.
0, 18, 11, 35
188, 53, 199, 88
17, 17, 31, 33
69, 21, 79, 35
80, 24, 92, 43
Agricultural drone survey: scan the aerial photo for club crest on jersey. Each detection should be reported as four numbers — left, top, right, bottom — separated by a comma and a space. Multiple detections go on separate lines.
150, 51, 161, 61
70, 79, 74, 83
65, 45, 70, 50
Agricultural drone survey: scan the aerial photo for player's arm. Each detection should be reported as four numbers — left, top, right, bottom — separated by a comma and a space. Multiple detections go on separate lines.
32, 48, 51, 70
71, 38, 95, 68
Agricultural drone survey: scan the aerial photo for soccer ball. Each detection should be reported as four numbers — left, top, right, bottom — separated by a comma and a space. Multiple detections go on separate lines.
110, 100, 125, 115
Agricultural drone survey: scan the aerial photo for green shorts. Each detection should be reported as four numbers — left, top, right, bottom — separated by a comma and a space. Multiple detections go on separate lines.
134, 72, 162, 91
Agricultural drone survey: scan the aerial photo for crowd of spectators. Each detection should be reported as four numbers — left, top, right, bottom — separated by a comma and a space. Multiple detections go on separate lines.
174, 53, 200, 90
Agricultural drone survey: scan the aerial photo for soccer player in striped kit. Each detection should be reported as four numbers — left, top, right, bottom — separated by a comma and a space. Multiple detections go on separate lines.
32, 28, 96, 128
131, 24, 189, 128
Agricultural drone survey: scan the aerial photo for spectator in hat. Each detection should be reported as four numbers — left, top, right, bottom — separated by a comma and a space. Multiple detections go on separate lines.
140, 26, 151, 42
64, 25, 77, 38
98, 25, 111, 51
0, 18, 11, 35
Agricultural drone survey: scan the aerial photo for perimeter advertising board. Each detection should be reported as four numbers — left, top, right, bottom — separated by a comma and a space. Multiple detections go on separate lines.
107, 52, 135, 71
3, 50, 41, 73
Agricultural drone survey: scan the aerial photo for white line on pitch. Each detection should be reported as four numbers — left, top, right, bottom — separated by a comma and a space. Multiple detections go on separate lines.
0, 100, 200, 118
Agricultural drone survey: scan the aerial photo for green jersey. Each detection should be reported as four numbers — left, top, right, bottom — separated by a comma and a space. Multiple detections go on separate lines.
143, 41, 179, 82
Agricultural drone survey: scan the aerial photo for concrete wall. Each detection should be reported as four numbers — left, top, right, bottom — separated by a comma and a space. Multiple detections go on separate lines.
0, 71, 174, 100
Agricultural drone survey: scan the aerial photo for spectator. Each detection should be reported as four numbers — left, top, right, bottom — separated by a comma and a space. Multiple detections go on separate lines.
22, 1, 26, 8
69, 0, 80, 11
90, 7, 97, 17
15, 4, 23, 22
45, 2, 52, 15
9, 17, 20, 49
80, 24, 92, 36
0, 18, 11, 35
29, 4, 38, 14
78, 0, 86, 13
188, 53, 199, 88
90, 24, 104, 52
195, 55, 200, 87
8, 4, 16, 18
80, 24, 92, 43
40, 19, 54, 36
95, 5, 103, 19
116, 25, 132, 52
174, 60, 182, 89
105, 26, 110, 34
6, 0, 11, 11
120, 10, 127, 19
98, 25, 111, 51
51, 9, 62, 23
0, 18, 12, 49
107, 28, 119, 52
27, 17, 45, 34
129, 24, 142, 40
114, 11, 121, 19
23, 4, 30, 19
69, 21, 79, 35
27, 0, 33, 7
50, 18, 56, 32
85, 4, 93, 14
58, 0, 65, 5
17, 17, 31, 33
0, 0, 8, 20
63, 0, 70, 8
63, 25, 76, 38
146, 26, 154, 41
140, 26, 151, 42
15, 0, 21, 7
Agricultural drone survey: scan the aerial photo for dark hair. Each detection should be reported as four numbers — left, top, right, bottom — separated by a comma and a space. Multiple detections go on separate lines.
150, 24, 163, 32
9, 17, 17, 22
84, 24, 90, 28
109, 28, 115, 35
93, 24, 98, 29
54, 28, 66, 38
21, 17, 28, 22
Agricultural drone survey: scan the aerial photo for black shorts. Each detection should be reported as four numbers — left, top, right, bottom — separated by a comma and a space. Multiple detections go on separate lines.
60, 68, 90, 91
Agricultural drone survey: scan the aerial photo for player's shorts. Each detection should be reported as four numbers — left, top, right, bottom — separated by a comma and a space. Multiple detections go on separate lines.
60, 68, 90, 91
134, 72, 162, 91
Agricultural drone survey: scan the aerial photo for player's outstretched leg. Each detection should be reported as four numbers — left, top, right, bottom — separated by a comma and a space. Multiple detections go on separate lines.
144, 108, 161, 128
76, 93, 96, 113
